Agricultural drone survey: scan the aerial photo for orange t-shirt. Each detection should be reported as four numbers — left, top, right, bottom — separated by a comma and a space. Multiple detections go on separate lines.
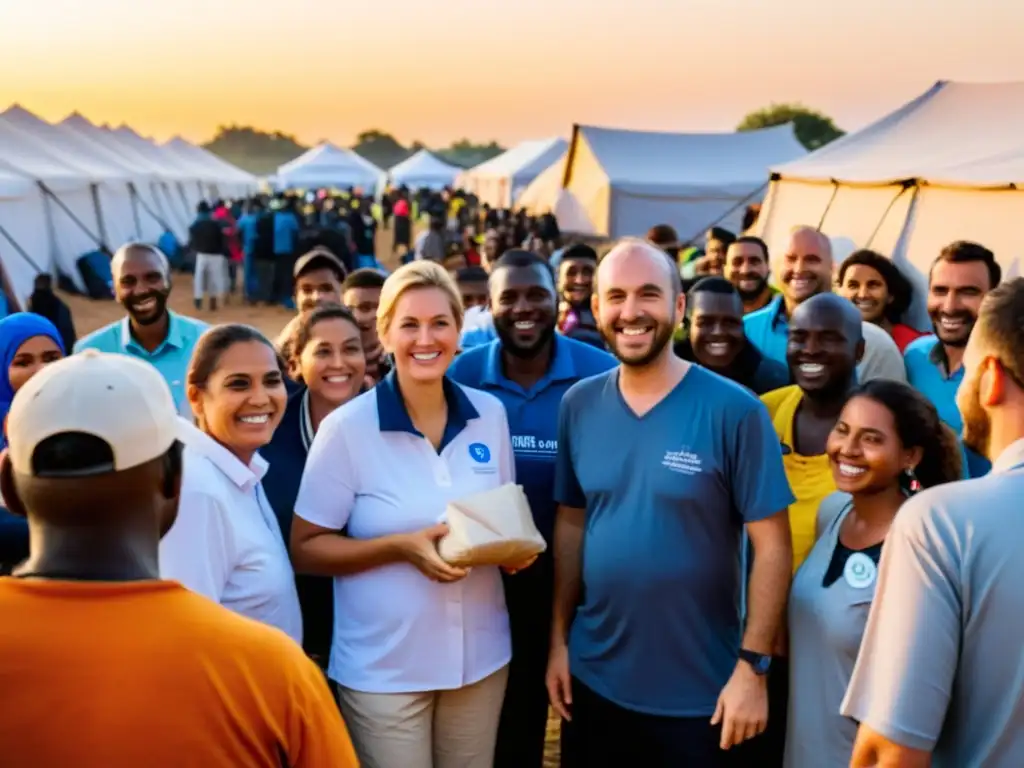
0, 579, 358, 768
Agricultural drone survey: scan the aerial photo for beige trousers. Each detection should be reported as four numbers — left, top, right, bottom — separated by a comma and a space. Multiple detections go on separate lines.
336, 665, 509, 768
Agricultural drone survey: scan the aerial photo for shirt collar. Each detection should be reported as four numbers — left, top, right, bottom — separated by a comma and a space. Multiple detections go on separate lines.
991, 438, 1024, 475
481, 334, 577, 389
375, 369, 479, 447
299, 389, 314, 453
766, 294, 787, 330
179, 418, 268, 492
119, 311, 185, 352
926, 337, 960, 378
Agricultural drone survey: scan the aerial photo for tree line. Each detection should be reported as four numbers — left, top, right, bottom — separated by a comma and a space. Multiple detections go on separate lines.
203, 104, 844, 176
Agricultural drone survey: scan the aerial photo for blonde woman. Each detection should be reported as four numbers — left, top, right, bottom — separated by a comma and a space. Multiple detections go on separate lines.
292, 261, 529, 768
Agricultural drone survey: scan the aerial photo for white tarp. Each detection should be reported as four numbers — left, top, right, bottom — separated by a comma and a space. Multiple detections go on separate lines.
549, 123, 807, 239
456, 138, 567, 209
0, 159, 51, 305
756, 80, 1024, 328
386, 149, 460, 190
276, 143, 381, 191
161, 136, 258, 197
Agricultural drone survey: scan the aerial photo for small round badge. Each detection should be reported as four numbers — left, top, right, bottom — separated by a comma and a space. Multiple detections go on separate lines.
844, 552, 877, 589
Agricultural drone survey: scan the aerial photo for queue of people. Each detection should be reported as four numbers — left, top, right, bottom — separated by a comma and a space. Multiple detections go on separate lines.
1, 207, 1023, 768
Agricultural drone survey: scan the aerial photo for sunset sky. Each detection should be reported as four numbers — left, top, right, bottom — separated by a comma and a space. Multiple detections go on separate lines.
2, 0, 1022, 148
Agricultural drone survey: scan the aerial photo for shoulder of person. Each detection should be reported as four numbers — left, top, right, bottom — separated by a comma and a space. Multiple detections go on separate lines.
447, 343, 488, 383
759, 383, 798, 416
563, 335, 616, 374
743, 301, 776, 325
563, 367, 616, 408
457, 382, 506, 418
817, 490, 853, 535
73, 319, 121, 352
903, 333, 938, 361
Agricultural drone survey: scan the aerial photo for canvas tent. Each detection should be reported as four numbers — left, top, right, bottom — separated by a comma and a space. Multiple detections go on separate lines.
535, 124, 807, 240
275, 143, 382, 191
456, 138, 567, 208
386, 149, 460, 190
0, 160, 51, 306
161, 136, 258, 199
755, 80, 1024, 328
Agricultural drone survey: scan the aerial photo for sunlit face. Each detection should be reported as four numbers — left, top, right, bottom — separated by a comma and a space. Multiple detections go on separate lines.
343, 286, 382, 348
295, 317, 365, 408
956, 328, 991, 458
559, 257, 595, 306
7, 336, 63, 395
839, 263, 891, 323
928, 259, 991, 348
726, 241, 769, 301
115, 248, 170, 326
595, 248, 683, 368
188, 340, 287, 459
778, 230, 832, 306
295, 268, 342, 313
491, 264, 557, 358
828, 395, 917, 494
689, 292, 745, 369
786, 304, 860, 396
382, 287, 460, 385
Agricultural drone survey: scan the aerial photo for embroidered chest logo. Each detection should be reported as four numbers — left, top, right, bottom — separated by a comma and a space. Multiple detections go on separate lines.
662, 445, 703, 476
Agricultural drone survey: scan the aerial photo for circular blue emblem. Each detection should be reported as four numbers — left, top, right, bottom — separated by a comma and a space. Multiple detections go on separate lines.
469, 443, 491, 463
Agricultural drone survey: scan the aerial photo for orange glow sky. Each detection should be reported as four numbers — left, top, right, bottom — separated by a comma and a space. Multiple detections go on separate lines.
1, 0, 1022, 147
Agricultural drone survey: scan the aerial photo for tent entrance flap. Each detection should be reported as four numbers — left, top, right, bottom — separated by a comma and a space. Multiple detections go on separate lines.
38, 182, 106, 251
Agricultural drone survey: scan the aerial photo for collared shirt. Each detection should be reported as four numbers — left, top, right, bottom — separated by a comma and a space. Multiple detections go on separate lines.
160, 420, 303, 645
74, 311, 209, 415
841, 438, 1024, 767
904, 334, 991, 477
294, 371, 515, 693
448, 335, 616, 544
743, 295, 907, 384
674, 338, 790, 395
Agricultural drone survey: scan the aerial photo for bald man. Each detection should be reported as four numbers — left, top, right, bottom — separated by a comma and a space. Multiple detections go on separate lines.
75, 242, 208, 415
743, 226, 906, 384
548, 239, 793, 765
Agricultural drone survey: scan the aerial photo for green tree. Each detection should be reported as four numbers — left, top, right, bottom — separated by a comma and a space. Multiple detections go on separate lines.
352, 129, 410, 169
202, 125, 308, 175
737, 103, 844, 150
437, 138, 504, 168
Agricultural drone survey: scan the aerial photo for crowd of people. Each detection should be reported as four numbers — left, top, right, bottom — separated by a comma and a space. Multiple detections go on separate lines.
0, 187, 1023, 768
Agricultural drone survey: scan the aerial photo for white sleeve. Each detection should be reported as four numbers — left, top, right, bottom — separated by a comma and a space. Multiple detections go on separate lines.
496, 402, 516, 486
159, 488, 234, 601
294, 411, 357, 530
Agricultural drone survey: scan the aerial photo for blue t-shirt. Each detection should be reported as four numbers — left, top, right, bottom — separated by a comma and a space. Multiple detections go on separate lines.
904, 335, 990, 477
448, 335, 616, 544
273, 211, 300, 255
236, 213, 260, 254
554, 366, 794, 716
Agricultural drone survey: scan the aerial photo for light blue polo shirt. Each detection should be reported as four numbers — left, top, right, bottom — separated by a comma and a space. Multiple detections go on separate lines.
554, 366, 794, 716
904, 335, 991, 477
448, 335, 616, 543
74, 311, 209, 413
743, 294, 790, 364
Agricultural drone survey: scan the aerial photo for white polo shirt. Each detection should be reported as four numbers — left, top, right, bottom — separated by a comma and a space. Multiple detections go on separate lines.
160, 419, 303, 645
294, 371, 515, 693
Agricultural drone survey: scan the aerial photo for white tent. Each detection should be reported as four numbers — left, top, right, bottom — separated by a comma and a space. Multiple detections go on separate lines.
541, 124, 807, 239
755, 80, 1024, 327
161, 136, 258, 199
456, 138, 567, 208
275, 143, 382, 191
386, 149, 460, 190
0, 159, 52, 306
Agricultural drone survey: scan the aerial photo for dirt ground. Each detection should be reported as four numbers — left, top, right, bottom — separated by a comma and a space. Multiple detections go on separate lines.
59, 226, 566, 768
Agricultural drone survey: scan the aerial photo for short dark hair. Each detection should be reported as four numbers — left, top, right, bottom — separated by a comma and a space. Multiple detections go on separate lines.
560, 243, 598, 263
685, 276, 740, 319
975, 277, 1024, 388
187, 324, 282, 390
838, 249, 915, 321
931, 240, 1001, 290
707, 227, 736, 246
455, 265, 490, 284
288, 303, 360, 364
731, 235, 769, 261
492, 249, 554, 283
342, 268, 387, 292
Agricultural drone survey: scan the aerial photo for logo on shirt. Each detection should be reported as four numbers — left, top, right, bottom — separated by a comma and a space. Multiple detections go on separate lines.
468, 443, 491, 463
662, 445, 703, 476
844, 553, 877, 589
511, 434, 557, 459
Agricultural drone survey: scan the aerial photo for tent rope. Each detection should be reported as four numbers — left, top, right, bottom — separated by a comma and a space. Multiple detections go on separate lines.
682, 180, 768, 245
815, 182, 840, 231
38, 182, 106, 251
0, 222, 44, 273
130, 183, 171, 233
864, 181, 915, 249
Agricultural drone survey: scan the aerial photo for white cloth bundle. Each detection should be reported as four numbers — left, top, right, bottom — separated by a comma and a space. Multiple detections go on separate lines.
438, 483, 547, 567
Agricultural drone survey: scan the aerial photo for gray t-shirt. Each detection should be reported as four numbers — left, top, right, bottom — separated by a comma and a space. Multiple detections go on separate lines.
842, 438, 1024, 766
786, 491, 869, 768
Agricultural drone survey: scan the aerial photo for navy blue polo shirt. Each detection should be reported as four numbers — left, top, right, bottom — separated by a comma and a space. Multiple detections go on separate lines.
448, 335, 616, 543
554, 366, 794, 716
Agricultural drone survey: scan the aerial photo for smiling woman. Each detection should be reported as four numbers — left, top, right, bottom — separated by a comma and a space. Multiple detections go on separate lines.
158, 324, 302, 643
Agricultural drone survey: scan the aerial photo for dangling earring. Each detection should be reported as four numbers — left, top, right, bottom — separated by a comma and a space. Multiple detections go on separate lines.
904, 466, 920, 493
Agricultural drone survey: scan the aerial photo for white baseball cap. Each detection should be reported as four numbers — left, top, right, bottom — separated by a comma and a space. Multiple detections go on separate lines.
6, 349, 181, 477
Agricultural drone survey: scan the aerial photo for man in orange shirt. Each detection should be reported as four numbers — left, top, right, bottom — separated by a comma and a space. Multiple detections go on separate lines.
0, 350, 358, 768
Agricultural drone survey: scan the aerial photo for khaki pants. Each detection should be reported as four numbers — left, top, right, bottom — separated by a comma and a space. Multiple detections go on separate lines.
336, 665, 509, 768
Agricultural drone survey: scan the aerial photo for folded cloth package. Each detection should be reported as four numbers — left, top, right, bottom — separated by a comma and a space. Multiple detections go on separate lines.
437, 483, 547, 567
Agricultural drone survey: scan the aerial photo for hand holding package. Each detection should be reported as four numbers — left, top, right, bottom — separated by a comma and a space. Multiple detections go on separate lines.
437, 483, 547, 567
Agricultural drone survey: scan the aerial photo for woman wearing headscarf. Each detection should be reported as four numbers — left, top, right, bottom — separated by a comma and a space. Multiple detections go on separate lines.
0, 313, 66, 572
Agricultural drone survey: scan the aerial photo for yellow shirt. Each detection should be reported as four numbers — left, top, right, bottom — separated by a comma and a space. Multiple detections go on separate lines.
761, 385, 836, 572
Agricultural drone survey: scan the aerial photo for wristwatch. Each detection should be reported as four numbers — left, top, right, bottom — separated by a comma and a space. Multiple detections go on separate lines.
738, 649, 772, 676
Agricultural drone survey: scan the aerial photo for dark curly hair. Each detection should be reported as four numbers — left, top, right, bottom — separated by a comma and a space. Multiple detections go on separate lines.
837, 249, 915, 323
851, 379, 962, 492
